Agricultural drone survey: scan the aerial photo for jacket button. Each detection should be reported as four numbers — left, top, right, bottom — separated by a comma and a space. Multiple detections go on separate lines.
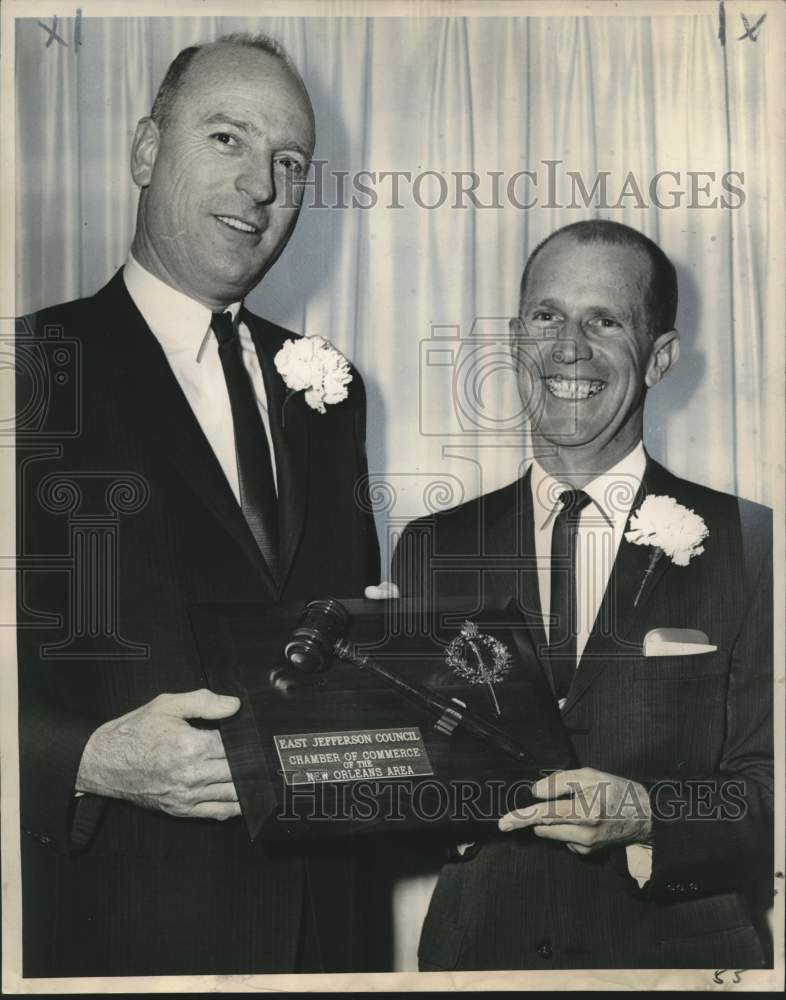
536, 940, 553, 960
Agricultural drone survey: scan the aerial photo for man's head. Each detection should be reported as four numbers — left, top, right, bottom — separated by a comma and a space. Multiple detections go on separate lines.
510, 220, 680, 472
130, 34, 316, 310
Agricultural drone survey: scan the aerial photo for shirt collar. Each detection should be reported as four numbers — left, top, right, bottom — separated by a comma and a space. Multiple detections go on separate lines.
123, 252, 242, 361
530, 442, 647, 530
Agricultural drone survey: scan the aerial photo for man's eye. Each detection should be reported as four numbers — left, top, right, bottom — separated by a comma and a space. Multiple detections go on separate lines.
532, 310, 560, 323
590, 316, 622, 330
211, 132, 239, 147
275, 155, 305, 175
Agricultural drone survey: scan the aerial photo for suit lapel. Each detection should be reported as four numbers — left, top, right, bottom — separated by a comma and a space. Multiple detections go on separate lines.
482, 470, 554, 691
562, 457, 682, 714
97, 273, 278, 591
243, 310, 309, 593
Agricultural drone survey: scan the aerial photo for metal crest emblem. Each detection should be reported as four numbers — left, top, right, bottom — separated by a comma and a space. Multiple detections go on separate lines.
444, 621, 512, 716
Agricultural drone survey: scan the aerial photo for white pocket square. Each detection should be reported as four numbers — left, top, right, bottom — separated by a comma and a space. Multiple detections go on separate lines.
642, 628, 718, 657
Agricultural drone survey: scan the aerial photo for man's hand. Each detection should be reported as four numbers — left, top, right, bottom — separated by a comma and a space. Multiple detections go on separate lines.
498, 768, 652, 855
364, 581, 400, 600
75, 689, 242, 821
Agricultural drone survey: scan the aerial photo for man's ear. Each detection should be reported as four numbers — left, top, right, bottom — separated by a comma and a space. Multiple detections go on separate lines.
645, 329, 680, 387
130, 117, 161, 188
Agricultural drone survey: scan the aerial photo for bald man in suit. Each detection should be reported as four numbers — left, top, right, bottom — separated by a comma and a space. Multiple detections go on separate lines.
17, 33, 380, 976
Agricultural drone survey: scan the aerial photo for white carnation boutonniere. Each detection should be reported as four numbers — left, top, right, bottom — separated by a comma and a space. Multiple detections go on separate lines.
274, 335, 352, 418
624, 495, 708, 606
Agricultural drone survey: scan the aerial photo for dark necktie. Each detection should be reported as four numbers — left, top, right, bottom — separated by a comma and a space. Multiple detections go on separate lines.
548, 488, 592, 701
211, 311, 278, 581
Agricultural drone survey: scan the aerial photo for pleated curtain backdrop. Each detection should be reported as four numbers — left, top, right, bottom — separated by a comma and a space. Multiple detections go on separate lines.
15, 11, 778, 567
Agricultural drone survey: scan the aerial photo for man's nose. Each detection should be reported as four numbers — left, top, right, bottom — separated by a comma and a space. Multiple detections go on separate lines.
235, 156, 276, 205
552, 321, 593, 365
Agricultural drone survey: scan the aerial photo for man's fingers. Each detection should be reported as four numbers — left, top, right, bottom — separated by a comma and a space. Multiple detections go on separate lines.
194, 781, 239, 804
499, 806, 599, 845
155, 689, 241, 722
200, 729, 235, 762
498, 806, 541, 831
186, 801, 242, 821
532, 823, 595, 845
364, 581, 400, 600
531, 768, 596, 800
499, 799, 587, 831
186, 755, 235, 785
499, 772, 595, 830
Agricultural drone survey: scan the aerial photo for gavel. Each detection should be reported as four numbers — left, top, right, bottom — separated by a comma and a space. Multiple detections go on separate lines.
283, 598, 349, 673
281, 598, 532, 763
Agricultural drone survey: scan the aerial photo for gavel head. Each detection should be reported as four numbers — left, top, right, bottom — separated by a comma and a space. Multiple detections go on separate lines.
283, 598, 349, 673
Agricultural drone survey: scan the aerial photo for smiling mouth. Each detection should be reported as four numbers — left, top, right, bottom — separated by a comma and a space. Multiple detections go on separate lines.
544, 375, 607, 400
215, 214, 261, 235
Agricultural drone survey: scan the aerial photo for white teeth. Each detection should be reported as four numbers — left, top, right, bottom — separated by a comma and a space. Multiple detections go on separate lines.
217, 215, 256, 233
545, 376, 606, 400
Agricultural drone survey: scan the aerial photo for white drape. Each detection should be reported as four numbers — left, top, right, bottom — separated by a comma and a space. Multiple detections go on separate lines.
16, 14, 778, 559
14, 8, 781, 973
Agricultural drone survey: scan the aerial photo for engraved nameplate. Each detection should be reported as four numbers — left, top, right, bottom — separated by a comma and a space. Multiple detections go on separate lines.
273, 726, 435, 786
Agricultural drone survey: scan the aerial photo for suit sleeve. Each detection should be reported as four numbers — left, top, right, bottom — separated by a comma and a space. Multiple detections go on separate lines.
646, 512, 773, 902
16, 329, 107, 853
18, 674, 106, 853
18, 552, 108, 854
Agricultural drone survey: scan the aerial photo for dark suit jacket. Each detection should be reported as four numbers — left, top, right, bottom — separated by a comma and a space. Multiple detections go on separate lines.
392, 457, 773, 970
16, 270, 381, 976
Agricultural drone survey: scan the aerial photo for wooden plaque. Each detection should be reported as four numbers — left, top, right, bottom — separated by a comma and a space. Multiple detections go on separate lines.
189, 597, 576, 840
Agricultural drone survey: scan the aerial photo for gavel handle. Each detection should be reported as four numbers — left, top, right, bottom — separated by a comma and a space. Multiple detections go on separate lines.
446, 703, 533, 763
333, 640, 532, 763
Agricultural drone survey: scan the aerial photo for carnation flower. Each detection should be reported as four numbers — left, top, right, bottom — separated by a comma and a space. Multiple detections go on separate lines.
274, 336, 352, 414
625, 494, 708, 604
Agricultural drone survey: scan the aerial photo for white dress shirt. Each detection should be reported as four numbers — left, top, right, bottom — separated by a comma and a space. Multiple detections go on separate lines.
123, 253, 278, 500
530, 442, 647, 695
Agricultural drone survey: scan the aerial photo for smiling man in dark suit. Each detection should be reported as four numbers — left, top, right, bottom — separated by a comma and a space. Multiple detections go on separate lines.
392, 220, 773, 970
17, 34, 379, 976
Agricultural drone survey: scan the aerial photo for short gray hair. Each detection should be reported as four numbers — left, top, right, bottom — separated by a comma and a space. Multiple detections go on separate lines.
519, 220, 678, 338
150, 33, 305, 131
